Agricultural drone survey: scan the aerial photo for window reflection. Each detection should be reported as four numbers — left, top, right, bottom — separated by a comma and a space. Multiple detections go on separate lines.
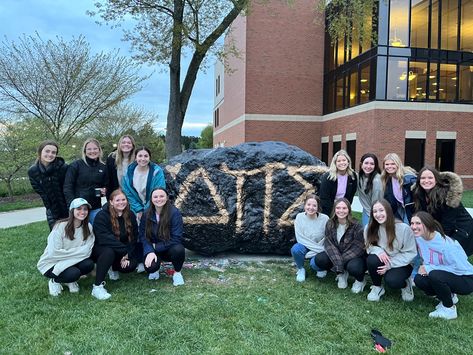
429, 63, 439, 100
410, 0, 429, 48
439, 63, 457, 101
431, 0, 439, 49
461, 0, 473, 52
389, 0, 410, 47
408, 61, 427, 100
387, 58, 408, 100
360, 62, 371, 104
459, 65, 473, 101
349, 69, 358, 107
337, 37, 346, 66
441, 0, 458, 50
336, 76, 344, 111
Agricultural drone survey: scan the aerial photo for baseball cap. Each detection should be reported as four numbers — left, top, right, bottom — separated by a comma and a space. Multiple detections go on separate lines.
69, 198, 92, 211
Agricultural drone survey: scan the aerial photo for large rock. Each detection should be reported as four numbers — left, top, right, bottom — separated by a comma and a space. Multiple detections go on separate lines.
164, 141, 327, 255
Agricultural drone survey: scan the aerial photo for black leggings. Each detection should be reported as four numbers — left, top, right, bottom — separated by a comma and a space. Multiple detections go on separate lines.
44, 258, 94, 283
367, 254, 412, 289
92, 246, 138, 285
414, 270, 473, 307
145, 244, 185, 273
314, 252, 367, 281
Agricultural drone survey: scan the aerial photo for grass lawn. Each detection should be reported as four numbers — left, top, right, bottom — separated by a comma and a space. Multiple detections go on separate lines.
1, 222, 473, 354
462, 190, 473, 208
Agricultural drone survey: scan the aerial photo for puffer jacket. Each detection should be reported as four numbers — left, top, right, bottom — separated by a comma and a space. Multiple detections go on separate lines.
415, 171, 473, 256
384, 173, 416, 222
28, 157, 69, 229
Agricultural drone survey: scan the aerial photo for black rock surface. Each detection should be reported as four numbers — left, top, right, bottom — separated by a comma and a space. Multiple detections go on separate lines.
164, 141, 327, 255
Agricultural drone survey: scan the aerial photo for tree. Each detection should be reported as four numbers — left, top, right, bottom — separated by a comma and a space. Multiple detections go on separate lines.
0, 118, 47, 197
197, 124, 213, 148
90, 0, 256, 158
0, 34, 146, 144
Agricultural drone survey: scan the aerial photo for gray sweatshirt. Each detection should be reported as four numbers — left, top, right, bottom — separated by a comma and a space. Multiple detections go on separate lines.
357, 173, 383, 215
294, 212, 329, 258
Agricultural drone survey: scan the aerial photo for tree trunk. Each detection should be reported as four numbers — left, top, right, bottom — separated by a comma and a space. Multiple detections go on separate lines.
6, 178, 14, 198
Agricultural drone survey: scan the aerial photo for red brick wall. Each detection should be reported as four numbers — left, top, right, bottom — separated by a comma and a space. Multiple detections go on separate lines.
214, 120, 245, 147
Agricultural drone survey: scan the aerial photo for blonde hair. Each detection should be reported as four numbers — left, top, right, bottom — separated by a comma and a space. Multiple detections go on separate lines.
115, 135, 136, 167
327, 149, 355, 181
81, 138, 103, 164
381, 153, 415, 188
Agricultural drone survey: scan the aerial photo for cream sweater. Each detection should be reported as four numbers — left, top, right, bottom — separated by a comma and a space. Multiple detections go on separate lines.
294, 212, 329, 258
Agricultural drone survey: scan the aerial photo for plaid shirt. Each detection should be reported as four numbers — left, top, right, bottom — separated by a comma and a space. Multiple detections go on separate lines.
324, 221, 365, 273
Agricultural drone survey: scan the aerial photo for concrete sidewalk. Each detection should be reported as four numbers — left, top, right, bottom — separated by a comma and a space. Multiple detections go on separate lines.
1, 197, 472, 229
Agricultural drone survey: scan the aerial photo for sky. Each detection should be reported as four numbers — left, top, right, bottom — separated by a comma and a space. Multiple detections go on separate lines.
0, 0, 214, 137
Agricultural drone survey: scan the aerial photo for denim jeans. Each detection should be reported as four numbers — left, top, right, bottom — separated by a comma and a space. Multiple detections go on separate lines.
291, 243, 322, 271
361, 210, 370, 227
88, 208, 101, 225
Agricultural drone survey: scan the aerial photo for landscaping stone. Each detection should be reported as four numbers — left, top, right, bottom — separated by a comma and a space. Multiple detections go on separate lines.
165, 141, 327, 255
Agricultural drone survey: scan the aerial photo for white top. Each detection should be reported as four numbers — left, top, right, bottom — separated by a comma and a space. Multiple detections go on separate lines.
294, 212, 330, 258
336, 224, 346, 243
133, 167, 149, 204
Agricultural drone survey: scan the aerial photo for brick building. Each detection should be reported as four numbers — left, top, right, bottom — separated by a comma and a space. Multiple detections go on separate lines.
213, 0, 473, 188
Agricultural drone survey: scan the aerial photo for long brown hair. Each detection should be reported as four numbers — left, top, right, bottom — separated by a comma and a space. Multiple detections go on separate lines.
145, 188, 172, 243
327, 198, 357, 230
413, 166, 448, 213
36, 140, 59, 163
109, 189, 134, 242
358, 153, 381, 194
57, 206, 91, 241
366, 199, 396, 250
412, 211, 446, 238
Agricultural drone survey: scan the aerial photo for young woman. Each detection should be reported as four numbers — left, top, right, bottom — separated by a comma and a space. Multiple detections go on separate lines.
291, 194, 329, 282
357, 153, 383, 227
64, 138, 109, 224
37, 198, 94, 296
413, 166, 473, 256
365, 199, 417, 302
411, 211, 473, 320
139, 188, 186, 286
122, 146, 165, 222
319, 150, 357, 216
313, 198, 366, 293
28, 140, 69, 230
106, 135, 136, 200
91, 189, 140, 300
381, 153, 416, 224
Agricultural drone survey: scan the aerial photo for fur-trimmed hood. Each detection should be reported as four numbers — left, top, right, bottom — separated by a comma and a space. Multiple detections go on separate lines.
441, 171, 463, 208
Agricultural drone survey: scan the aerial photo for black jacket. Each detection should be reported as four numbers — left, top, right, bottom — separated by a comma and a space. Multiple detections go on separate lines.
28, 157, 69, 228
384, 174, 416, 223
63, 157, 108, 210
415, 172, 473, 256
319, 172, 357, 216
105, 153, 119, 200
92, 203, 140, 260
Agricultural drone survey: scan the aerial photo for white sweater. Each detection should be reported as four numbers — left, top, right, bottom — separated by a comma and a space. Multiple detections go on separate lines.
37, 222, 95, 275
294, 212, 329, 258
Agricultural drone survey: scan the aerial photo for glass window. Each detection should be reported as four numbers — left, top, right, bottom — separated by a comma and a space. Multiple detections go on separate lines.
349, 69, 358, 107
405, 139, 425, 171
326, 80, 335, 113
431, 0, 439, 49
439, 63, 457, 102
360, 61, 371, 104
387, 57, 408, 100
410, 0, 429, 48
336, 76, 344, 111
389, 0, 410, 47
351, 29, 360, 60
459, 65, 473, 102
408, 61, 427, 101
429, 62, 439, 100
361, 13, 373, 53
461, 0, 473, 52
337, 37, 346, 66
441, 0, 458, 50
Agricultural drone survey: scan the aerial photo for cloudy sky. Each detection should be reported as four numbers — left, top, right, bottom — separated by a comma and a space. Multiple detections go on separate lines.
0, 0, 214, 137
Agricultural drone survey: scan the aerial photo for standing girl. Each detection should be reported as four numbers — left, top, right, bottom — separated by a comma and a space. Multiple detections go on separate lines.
365, 199, 417, 302
37, 198, 95, 296
91, 189, 140, 300
28, 140, 69, 230
381, 153, 416, 223
64, 138, 108, 224
413, 166, 473, 256
411, 211, 473, 320
106, 135, 136, 200
122, 146, 165, 222
313, 198, 367, 293
140, 188, 186, 286
319, 150, 357, 216
291, 194, 329, 282
357, 153, 383, 227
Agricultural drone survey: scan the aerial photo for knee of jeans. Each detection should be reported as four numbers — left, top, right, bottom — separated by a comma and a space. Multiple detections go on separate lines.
82, 259, 95, 274
309, 257, 320, 271
290, 243, 304, 256
366, 254, 380, 268
384, 274, 406, 289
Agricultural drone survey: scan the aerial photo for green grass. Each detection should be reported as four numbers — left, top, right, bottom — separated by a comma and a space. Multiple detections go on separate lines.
1, 222, 473, 354
462, 190, 473, 208
0, 198, 43, 212
0, 178, 34, 197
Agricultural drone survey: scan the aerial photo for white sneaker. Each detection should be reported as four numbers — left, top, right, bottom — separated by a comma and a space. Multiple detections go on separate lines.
316, 270, 327, 279
148, 271, 160, 280
48, 279, 63, 296
108, 269, 120, 281
173, 271, 185, 286
429, 304, 457, 320
66, 282, 79, 293
401, 278, 414, 302
91, 282, 111, 300
136, 263, 145, 273
296, 268, 306, 282
336, 271, 349, 289
367, 285, 385, 301
436, 294, 459, 309
351, 277, 367, 294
